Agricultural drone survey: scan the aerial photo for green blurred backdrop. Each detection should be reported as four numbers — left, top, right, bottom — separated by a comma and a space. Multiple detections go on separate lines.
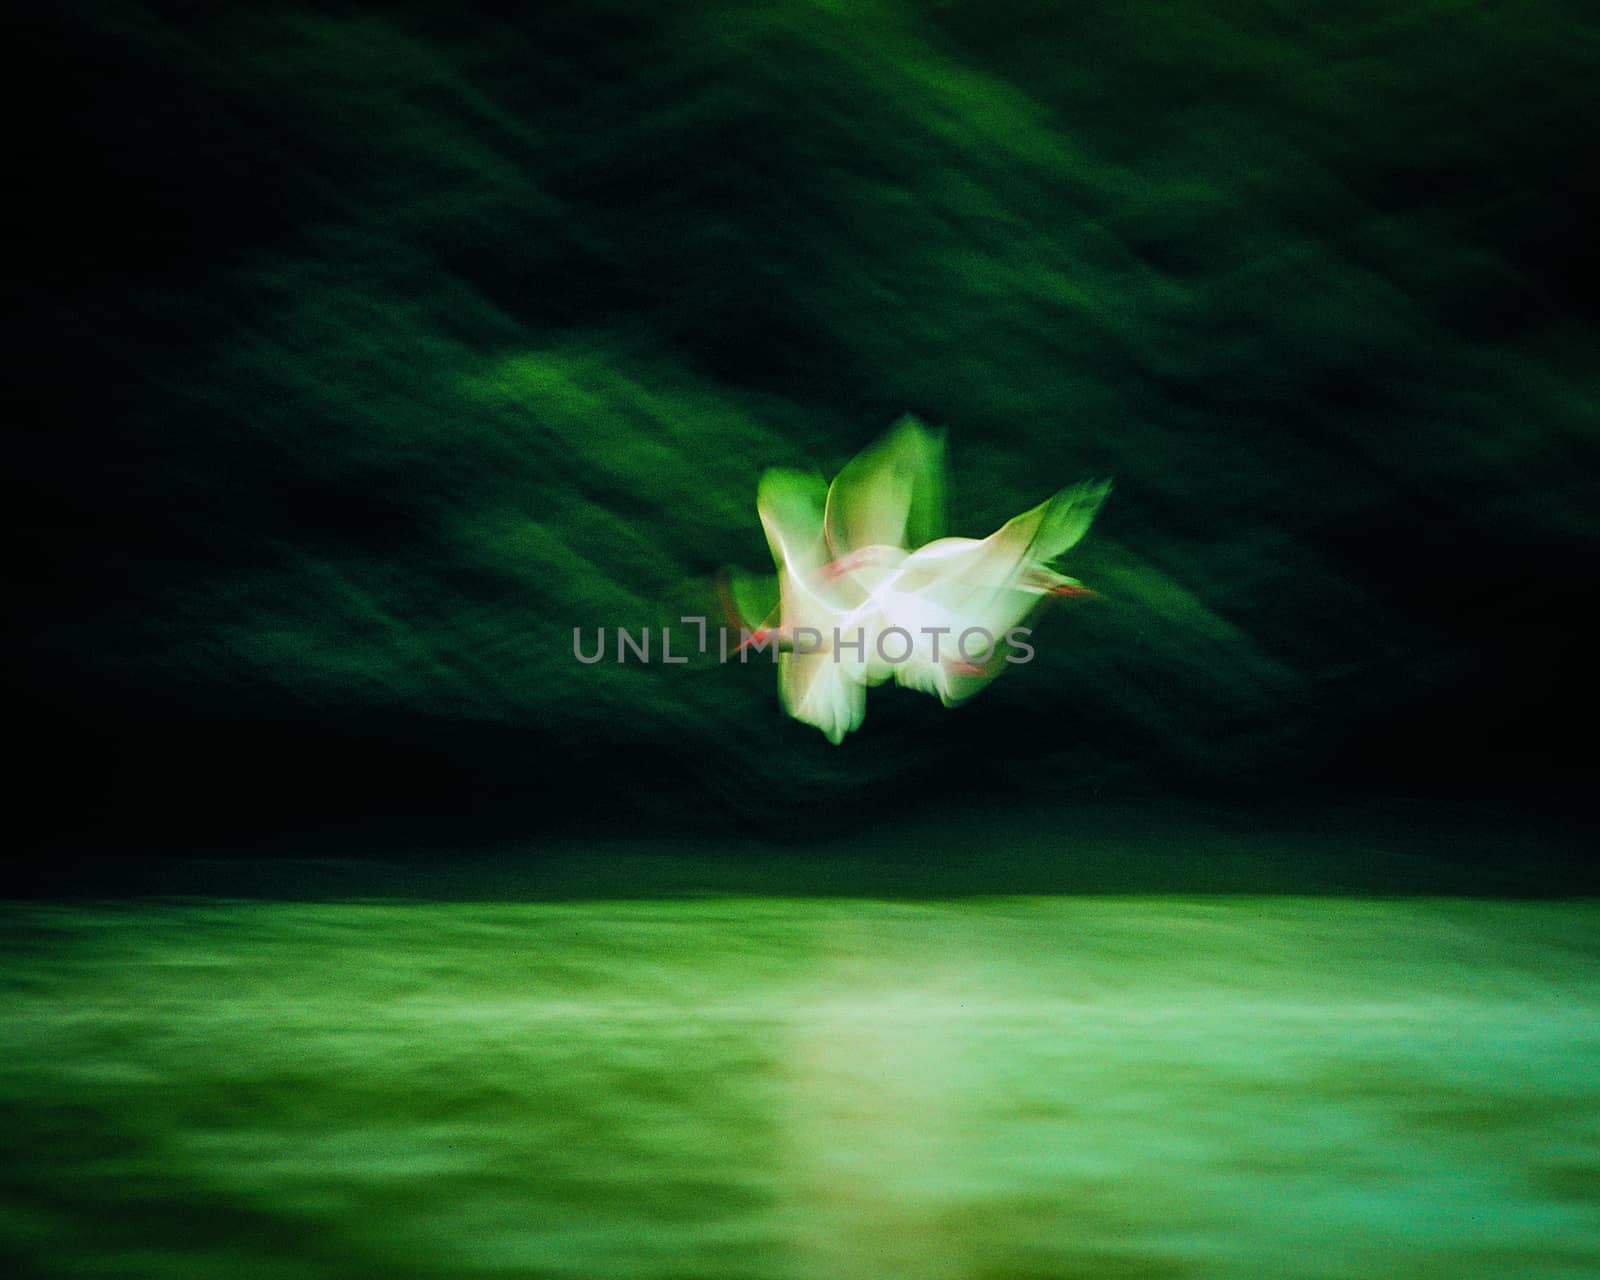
19, 0, 1599, 862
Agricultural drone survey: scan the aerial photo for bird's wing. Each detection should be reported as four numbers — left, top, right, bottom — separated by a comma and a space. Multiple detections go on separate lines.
775, 571, 879, 745
759, 470, 879, 742
758, 468, 830, 578
895, 477, 1109, 601
779, 637, 868, 745
1020, 478, 1112, 564
823, 416, 945, 557
779, 654, 866, 745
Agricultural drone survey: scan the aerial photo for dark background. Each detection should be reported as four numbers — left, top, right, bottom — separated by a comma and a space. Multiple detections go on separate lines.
19, 0, 1599, 884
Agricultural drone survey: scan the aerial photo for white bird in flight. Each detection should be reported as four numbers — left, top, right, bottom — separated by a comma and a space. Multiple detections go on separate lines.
726, 418, 1109, 744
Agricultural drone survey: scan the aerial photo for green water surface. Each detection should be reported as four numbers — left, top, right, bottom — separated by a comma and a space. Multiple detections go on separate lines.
4, 897, 1597, 1278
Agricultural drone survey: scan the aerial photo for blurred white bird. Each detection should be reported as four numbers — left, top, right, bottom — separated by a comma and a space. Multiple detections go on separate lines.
728, 418, 1108, 744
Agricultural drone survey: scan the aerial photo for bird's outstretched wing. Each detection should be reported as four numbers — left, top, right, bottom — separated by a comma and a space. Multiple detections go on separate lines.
1023, 478, 1112, 564
758, 468, 830, 577
823, 415, 945, 558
